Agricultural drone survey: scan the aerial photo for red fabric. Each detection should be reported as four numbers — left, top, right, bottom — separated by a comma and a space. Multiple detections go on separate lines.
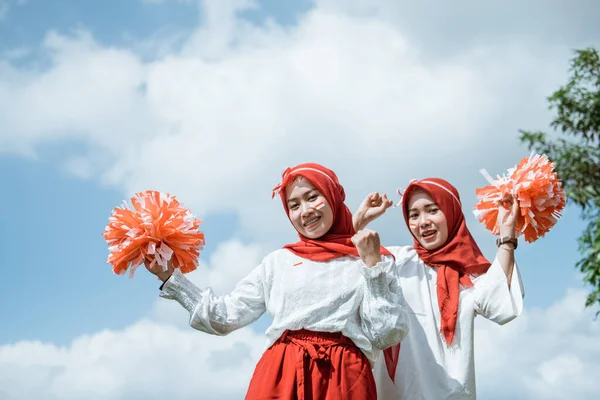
245, 329, 377, 400
383, 345, 400, 383
402, 178, 491, 344
272, 162, 391, 262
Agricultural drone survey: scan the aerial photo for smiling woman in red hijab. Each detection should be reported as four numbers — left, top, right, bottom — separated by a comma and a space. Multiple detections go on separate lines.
353, 178, 525, 400
145, 163, 409, 399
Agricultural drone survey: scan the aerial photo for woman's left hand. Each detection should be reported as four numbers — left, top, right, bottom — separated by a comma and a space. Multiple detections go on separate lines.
496, 194, 520, 238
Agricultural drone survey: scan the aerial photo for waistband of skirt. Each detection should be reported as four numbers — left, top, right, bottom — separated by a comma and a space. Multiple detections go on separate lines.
278, 329, 354, 346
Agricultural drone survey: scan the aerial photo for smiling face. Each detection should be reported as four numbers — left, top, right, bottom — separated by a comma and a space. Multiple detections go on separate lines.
406, 189, 449, 251
285, 176, 334, 239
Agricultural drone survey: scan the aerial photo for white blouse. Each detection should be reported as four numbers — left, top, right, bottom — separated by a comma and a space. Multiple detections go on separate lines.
159, 248, 410, 365
374, 246, 524, 399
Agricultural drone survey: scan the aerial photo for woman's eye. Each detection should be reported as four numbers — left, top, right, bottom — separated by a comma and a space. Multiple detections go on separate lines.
309, 195, 318, 201
290, 204, 299, 210
429, 208, 439, 214
409, 214, 418, 219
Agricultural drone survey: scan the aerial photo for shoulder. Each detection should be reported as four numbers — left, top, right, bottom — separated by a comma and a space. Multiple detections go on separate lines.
385, 245, 419, 265
261, 248, 297, 266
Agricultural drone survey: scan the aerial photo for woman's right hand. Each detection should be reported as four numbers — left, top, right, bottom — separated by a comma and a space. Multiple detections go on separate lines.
144, 258, 175, 282
352, 192, 393, 231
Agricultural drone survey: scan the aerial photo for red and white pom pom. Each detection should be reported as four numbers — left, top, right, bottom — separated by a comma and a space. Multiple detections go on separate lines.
103, 190, 205, 277
473, 153, 566, 243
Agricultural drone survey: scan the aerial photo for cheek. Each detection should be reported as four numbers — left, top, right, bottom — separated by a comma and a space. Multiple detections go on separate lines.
289, 210, 301, 226
323, 208, 334, 226
433, 214, 446, 228
438, 217, 448, 231
409, 224, 419, 237
436, 217, 449, 241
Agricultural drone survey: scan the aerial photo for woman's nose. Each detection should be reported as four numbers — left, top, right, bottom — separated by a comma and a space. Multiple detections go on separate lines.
300, 201, 312, 215
418, 214, 431, 227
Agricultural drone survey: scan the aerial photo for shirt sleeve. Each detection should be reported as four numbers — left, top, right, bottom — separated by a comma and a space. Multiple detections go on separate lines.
358, 256, 410, 350
473, 256, 524, 325
159, 263, 268, 336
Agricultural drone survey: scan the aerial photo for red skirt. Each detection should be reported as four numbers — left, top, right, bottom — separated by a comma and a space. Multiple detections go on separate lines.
245, 329, 377, 400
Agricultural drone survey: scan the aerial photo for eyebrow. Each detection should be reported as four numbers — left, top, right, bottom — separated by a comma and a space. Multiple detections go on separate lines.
408, 202, 438, 213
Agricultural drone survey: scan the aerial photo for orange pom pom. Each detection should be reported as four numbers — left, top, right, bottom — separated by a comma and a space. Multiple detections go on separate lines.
103, 191, 205, 277
474, 154, 566, 243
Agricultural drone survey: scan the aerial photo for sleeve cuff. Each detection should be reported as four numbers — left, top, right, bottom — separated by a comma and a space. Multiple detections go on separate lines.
360, 257, 395, 280
159, 268, 202, 313
360, 256, 396, 299
475, 257, 525, 324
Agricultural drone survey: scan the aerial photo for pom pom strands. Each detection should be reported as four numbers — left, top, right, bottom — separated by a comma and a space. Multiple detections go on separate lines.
103, 191, 205, 277
474, 154, 566, 243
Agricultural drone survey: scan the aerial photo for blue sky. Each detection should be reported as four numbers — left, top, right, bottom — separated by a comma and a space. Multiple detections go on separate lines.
1, 0, 312, 52
0, 0, 311, 347
1, 0, 599, 399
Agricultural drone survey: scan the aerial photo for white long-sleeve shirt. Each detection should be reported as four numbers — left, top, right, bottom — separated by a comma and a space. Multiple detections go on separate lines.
374, 246, 524, 400
159, 248, 410, 365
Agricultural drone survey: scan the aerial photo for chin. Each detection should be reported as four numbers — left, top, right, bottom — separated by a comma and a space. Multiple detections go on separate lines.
305, 232, 325, 239
420, 241, 440, 251
303, 228, 327, 239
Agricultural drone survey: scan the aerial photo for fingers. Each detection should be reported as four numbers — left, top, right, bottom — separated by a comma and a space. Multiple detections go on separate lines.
352, 229, 380, 244
351, 229, 382, 267
144, 257, 154, 271
144, 256, 174, 274
496, 193, 514, 209
381, 193, 393, 209
362, 192, 394, 212
351, 228, 371, 244
511, 196, 520, 214
369, 192, 382, 206
496, 194, 520, 216
367, 192, 393, 207
362, 192, 379, 207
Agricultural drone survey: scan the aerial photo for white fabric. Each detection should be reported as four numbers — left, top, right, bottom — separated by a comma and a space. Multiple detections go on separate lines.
160, 249, 410, 365
374, 246, 524, 400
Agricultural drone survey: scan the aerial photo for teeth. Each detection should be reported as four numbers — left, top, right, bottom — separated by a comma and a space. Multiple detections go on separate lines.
305, 217, 320, 226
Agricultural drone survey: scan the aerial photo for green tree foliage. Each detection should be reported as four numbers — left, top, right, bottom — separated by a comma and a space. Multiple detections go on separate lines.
520, 47, 600, 312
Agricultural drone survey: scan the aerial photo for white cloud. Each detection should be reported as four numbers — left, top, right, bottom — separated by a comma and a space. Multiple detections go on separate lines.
1, 239, 267, 400
475, 288, 600, 400
0, 0, 579, 250
0, 321, 264, 400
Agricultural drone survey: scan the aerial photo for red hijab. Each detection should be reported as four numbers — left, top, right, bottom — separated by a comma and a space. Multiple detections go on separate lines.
272, 163, 392, 261
384, 178, 491, 382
